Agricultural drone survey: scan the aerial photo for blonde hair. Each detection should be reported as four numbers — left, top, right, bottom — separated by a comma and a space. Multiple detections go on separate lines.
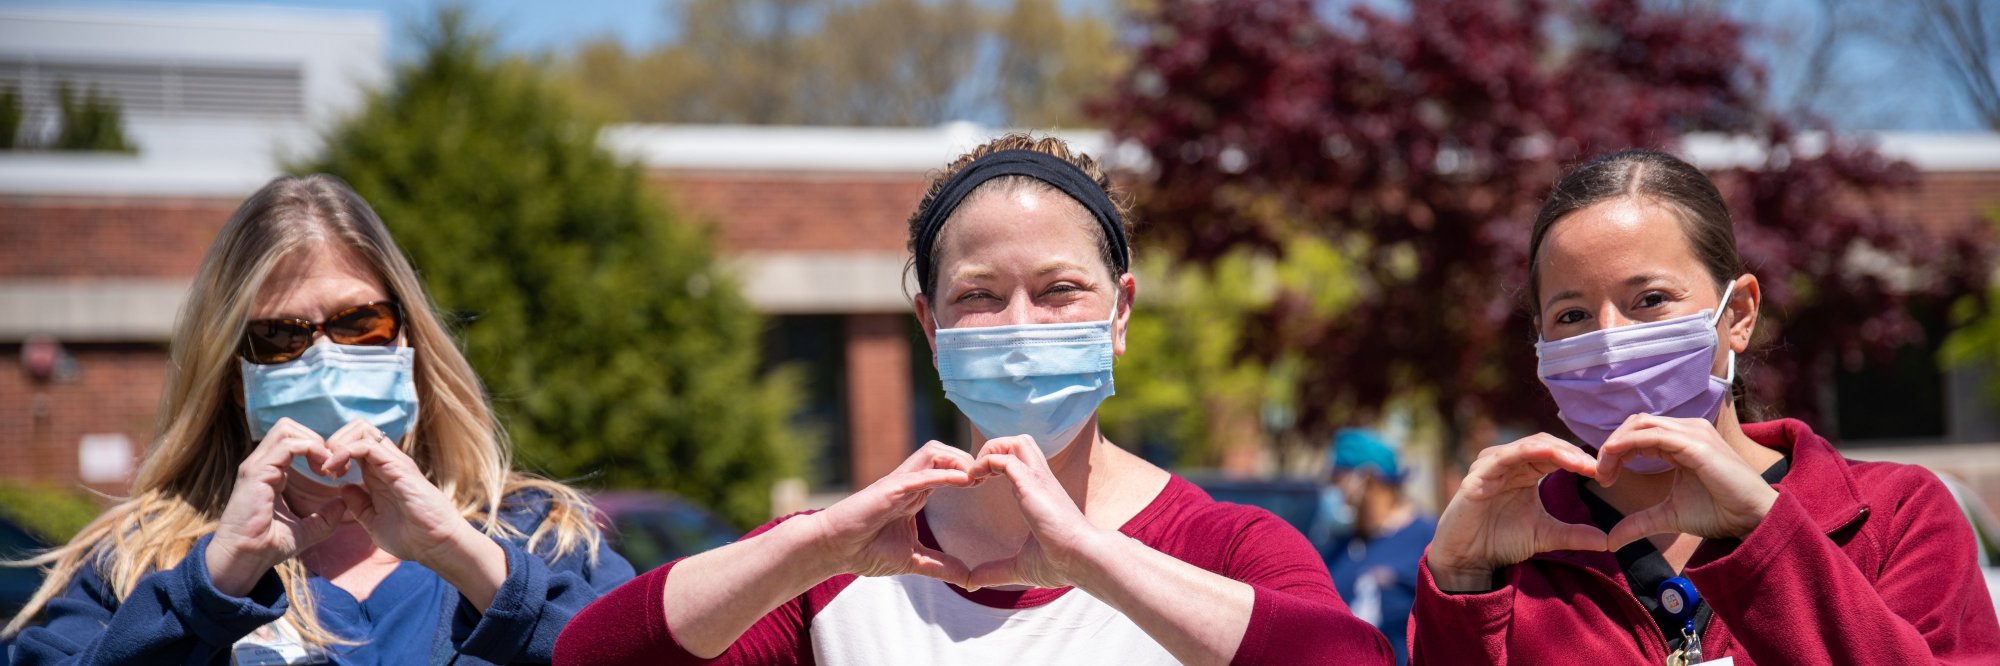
4, 175, 603, 647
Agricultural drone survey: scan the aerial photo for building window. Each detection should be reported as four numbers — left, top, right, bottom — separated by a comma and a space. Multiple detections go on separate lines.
1832, 303, 1949, 443
0, 57, 305, 121
763, 315, 851, 489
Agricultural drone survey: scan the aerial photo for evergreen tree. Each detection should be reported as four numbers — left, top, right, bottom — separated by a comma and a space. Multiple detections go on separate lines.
305, 10, 804, 527
0, 87, 21, 150
52, 83, 133, 153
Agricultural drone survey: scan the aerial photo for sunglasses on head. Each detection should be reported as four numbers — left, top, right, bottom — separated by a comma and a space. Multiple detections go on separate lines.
240, 301, 404, 365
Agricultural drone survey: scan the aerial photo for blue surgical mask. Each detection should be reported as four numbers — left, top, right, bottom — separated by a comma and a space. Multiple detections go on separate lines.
934, 304, 1117, 457
242, 343, 419, 486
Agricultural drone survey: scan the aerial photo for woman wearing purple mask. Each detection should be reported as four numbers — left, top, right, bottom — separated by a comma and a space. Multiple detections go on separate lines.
1411, 149, 2000, 664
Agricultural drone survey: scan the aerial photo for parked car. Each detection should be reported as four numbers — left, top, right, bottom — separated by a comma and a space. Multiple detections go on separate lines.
1941, 476, 2000, 614
0, 513, 47, 619
590, 491, 743, 572
0, 513, 51, 666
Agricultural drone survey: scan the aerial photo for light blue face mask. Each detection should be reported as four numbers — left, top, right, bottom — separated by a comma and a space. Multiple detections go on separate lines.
242, 343, 419, 486
934, 303, 1117, 458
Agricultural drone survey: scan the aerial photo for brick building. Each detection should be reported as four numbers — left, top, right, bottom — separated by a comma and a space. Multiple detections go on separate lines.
2, 6, 1997, 516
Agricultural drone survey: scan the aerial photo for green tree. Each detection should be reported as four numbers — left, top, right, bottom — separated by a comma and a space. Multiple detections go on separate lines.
562, 0, 1119, 127
305, 10, 804, 527
1943, 210, 2000, 406
0, 86, 21, 150
994, 0, 1124, 128
0, 483, 104, 544
1098, 236, 1359, 469
52, 82, 133, 153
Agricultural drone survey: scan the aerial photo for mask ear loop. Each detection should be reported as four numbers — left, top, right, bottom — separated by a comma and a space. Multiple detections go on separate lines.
1710, 279, 1740, 383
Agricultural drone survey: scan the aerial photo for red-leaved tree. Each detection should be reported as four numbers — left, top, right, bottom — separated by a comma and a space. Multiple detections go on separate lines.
1098, 0, 1993, 467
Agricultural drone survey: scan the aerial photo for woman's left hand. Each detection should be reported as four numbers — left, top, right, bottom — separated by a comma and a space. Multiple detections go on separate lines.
322, 419, 509, 609
964, 436, 1109, 591
1595, 414, 1780, 549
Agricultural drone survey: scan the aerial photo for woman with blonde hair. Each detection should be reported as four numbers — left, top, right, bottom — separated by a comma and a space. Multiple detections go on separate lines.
6, 175, 633, 665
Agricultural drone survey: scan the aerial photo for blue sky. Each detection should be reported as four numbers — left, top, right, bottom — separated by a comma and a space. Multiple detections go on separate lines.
7, 0, 1987, 131
110, 0, 676, 53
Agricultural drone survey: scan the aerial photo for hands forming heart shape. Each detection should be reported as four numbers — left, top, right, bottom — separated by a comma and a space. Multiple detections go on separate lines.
803, 436, 1100, 592
1427, 414, 1780, 592
205, 416, 483, 597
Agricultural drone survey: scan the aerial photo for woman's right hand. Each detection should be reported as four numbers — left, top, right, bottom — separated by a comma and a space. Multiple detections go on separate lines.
203, 418, 348, 597
1427, 433, 1608, 592
803, 441, 981, 584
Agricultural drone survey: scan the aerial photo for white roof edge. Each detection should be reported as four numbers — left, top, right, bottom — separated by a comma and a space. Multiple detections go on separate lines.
0, 3, 383, 37
1681, 131, 2000, 172
0, 153, 274, 197
601, 122, 1149, 174
606, 123, 2000, 174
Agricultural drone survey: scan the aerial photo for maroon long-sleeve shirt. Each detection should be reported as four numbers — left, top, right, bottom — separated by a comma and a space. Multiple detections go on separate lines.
556, 475, 1393, 665
1410, 418, 2000, 664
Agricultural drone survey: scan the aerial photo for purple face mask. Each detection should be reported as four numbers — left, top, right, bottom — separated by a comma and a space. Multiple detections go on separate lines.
1535, 282, 1736, 474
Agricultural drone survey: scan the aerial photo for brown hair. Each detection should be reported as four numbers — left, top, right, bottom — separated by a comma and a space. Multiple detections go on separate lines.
905, 133, 1134, 296
1528, 148, 1758, 414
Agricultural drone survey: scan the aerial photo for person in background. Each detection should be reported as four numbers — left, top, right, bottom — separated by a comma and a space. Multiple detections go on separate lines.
1410, 149, 2000, 664
4, 175, 633, 665
1322, 428, 1435, 666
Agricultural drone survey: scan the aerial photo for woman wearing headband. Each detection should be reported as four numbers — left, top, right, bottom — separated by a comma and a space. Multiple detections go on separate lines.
5, 176, 633, 665
1409, 150, 2000, 664
556, 135, 1393, 665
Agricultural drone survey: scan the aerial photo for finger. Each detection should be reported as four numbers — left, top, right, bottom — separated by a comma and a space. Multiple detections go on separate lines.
328, 418, 378, 444
296, 497, 349, 543
1536, 515, 1610, 553
1501, 434, 1599, 477
1596, 420, 1701, 486
346, 430, 420, 486
241, 436, 321, 488
965, 555, 1020, 591
1608, 502, 1680, 551
244, 423, 323, 474
896, 441, 975, 475
886, 468, 977, 498
1596, 414, 1658, 486
338, 484, 378, 525
320, 438, 358, 481
263, 417, 315, 443
1461, 436, 1596, 499
976, 436, 1050, 472
975, 453, 1071, 505
972, 452, 1026, 482
905, 545, 971, 587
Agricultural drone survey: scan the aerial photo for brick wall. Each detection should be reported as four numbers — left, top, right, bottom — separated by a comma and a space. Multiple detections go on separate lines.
842, 314, 915, 486
0, 195, 234, 278
0, 343, 167, 493
1894, 171, 2000, 232
0, 195, 229, 493
651, 171, 928, 253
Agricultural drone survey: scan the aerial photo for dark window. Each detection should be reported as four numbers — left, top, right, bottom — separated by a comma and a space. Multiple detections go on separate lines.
907, 317, 964, 448
1833, 302, 1948, 441
763, 315, 851, 488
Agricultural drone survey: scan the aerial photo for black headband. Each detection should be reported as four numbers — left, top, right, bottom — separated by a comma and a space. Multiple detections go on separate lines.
913, 149, 1130, 295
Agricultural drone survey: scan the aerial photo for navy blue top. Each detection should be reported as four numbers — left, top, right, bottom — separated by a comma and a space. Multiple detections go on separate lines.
1325, 514, 1437, 666
11, 491, 635, 665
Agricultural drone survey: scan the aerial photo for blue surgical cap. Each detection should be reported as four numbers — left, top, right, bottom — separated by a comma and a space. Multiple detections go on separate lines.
1330, 428, 1403, 483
